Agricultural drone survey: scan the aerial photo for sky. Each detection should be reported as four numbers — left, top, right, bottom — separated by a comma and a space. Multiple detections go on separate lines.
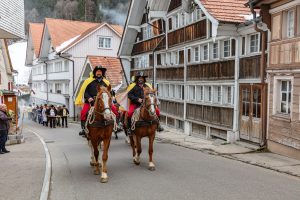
8, 41, 31, 85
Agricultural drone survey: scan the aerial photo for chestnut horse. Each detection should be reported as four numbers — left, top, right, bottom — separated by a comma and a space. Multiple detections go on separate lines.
85, 86, 115, 183
129, 87, 159, 171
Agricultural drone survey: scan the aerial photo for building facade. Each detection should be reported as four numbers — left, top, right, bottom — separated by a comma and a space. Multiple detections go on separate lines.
26, 19, 123, 118
119, 0, 267, 143
250, 0, 300, 159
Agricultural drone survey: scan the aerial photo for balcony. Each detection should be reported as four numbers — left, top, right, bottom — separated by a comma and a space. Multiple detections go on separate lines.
156, 67, 184, 81
132, 35, 166, 55
239, 55, 264, 79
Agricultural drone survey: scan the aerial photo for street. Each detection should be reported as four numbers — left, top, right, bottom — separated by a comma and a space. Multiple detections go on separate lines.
23, 121, 300, 200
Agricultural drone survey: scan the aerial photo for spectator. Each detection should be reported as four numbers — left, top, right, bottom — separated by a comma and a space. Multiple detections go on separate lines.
61, 105, 69, 128
56, 105, 62, 127
48, 105, 57, 128
0, 104, 12, 154
42, 104, 48, 126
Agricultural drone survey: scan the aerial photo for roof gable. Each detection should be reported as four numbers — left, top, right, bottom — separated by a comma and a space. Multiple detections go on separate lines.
29, 23, 44, 56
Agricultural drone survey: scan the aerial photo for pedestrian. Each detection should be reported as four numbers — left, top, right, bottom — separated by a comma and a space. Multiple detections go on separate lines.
61, 105, 69, 128
56, 105, 61, 127
48, 105, 57, 128
42, 104, 47, 126
0, 104, 12, 154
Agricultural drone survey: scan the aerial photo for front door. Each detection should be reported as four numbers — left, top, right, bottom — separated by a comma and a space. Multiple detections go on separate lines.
239, 84, 262, 143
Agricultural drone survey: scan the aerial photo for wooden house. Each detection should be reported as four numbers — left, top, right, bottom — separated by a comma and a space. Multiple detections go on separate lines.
119, 0, 267, 143
249, 0, 300, 159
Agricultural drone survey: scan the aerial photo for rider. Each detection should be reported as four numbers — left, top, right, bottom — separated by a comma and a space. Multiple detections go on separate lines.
75, 65, 110, 136
126, 72, 163, 135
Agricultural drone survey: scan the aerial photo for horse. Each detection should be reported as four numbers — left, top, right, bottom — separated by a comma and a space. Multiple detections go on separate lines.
129, 87, 159, 171
85, 86, 115, 183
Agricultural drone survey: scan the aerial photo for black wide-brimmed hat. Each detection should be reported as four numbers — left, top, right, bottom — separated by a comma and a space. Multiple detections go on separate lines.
93, 65, 107, 76
134, 71, 148, 82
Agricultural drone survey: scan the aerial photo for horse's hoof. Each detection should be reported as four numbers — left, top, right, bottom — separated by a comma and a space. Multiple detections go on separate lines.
133, 159, 140, 165
100, 177, 109, 183
148, 166, 156, 171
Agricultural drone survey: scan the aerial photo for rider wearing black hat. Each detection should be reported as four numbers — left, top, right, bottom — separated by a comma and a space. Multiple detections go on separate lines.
84, 65, 109, 105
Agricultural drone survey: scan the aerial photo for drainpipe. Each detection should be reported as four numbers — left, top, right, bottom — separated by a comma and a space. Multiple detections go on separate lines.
58, 53, 76, 121
249, 3, 268, 147
232, 37, 240, 143
43, 61, 49, 103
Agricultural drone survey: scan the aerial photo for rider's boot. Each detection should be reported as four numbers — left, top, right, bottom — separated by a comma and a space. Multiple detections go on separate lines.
127, 118, 133, 136
157, 117, 164, 132
79, 120, 86, 136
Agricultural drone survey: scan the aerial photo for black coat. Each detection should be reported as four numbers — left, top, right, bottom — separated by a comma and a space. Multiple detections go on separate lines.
128, 84, 149, 106
84, 79, 108, 103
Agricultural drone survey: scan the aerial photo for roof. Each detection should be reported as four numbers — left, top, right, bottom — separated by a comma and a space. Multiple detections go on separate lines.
110, 24, 124, 36
87, 56, 123, 87
200, 0, 252, 23
29, 23, 44, 56
44, 18, 99, 50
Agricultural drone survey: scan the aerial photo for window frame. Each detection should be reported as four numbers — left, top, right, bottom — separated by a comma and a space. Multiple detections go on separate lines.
223, 40, 231, 58
287, 9, 295, 38
98, 36, 112, 49
249, 33, 260, 54
202, 44, 209, 61
212, 42, 219, 60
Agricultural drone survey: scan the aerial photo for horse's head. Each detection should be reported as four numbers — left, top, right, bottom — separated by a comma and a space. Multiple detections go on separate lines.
95, 85, 112, 119
143, 87, 157, 116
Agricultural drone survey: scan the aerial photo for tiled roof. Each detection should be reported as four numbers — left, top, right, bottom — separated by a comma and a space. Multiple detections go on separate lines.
110, 24, 124, 36
45, 18, 99, 49
29, 23, 44, 56
87, 56, 123, 87
200, 0, 251, 23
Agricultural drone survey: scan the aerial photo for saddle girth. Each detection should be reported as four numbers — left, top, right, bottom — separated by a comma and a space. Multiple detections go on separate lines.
88, 120, 115, 128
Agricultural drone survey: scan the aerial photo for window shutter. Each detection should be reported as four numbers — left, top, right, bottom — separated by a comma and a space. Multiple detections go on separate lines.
231, 39, 236, 56
169, 18, 173, 30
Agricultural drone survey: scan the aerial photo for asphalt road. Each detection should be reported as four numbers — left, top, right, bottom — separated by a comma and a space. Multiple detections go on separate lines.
25, 121, 300, 200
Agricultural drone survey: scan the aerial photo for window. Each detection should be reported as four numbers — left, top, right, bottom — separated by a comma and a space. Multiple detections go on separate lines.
287, 10, 295, 38
99, 37, 112, 48
205, 86, 212, 102
194, 47, 199, 62
189, 86, 196, 101
65, 83, 69, 94
169, 84, 175, 98
168, 17, 173, 31
280, 80, 292, 114
175, 85, 182, 99
225, 86, 232, 104
43, 65, 46, 74
203, 45, 208, 61
242, 88, 250, 116
215, 86, 221, 103
250, 34, 259, 53
213, 43, 219, 59
253, 89, 261, 118
241, 37, 246, 55
48, 83, 53, 93
196, 86, 203, 101
55, 61, 62, 72
175, 15, 179, 29
181, 13, 185, 27
186, 13, 192, 25
193, 8, 201, 22
223, 40, 230, 57
48, 63, 54, 73
55, 83, 62, 94
64, 60, 69, 72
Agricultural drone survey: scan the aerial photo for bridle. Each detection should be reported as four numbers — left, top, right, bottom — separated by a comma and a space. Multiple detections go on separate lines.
94, 90, 112, 116
142, 92, 157, 117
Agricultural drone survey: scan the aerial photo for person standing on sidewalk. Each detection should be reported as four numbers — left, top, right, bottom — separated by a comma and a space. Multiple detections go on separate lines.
61, 105, 69, 128
48, 105, 57, 128
0, 104, 12, 154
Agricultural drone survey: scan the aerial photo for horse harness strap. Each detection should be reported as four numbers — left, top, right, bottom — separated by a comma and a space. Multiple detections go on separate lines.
88, 120, 114, 128
134, 119, 159, 128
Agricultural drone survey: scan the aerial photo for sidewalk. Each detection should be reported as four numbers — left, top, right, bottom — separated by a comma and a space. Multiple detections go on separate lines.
0, 130, 45, 200
156, 128, 300, 178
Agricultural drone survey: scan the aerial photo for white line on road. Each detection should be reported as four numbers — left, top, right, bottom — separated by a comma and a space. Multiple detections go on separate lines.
27, 129, 52, 200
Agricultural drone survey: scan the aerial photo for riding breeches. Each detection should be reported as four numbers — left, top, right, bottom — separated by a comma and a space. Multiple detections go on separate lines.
127, 104, 160, 119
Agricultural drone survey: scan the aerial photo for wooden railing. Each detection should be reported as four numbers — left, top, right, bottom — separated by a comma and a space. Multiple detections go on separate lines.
239, 55, 262, 79
186, 104, 233, 128
187, 60, 235, 81
168, 20, 207, 47
159, 100, 184, 118
156, 67, 184, 81
132, 35, 165, 55
168, 0, 182, 12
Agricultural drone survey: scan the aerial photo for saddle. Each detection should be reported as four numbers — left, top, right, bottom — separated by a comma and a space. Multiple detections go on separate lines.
131, 107, 159, 129
88, 119, 115, 128
134, 119, 159, 127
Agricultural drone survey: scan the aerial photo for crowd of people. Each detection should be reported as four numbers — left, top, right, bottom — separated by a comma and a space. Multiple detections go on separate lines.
30, 104, 69, 128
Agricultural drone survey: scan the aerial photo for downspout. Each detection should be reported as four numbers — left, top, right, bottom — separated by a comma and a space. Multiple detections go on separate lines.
43, 61, 49, 103
58, 53, 76, 121
232, 37, 240, 143
249, 3, 268, 147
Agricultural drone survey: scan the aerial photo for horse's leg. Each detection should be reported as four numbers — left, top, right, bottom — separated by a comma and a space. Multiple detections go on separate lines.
129, 136, 136, 161
88, 140, 97, 167
100, 138, 111, 183
133, 135, 141, 165
91, 140, 100, 175
148, 129, 156, 171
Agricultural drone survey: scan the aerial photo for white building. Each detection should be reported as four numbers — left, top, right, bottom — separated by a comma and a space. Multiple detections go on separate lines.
25, 18, 123, 118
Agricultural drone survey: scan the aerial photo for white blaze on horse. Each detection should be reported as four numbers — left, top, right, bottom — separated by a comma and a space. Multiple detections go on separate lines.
85, 86, 116, 183
129, 87, 159, 171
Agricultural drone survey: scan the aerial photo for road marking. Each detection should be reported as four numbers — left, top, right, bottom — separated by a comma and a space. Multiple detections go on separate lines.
27, 129, 52, 200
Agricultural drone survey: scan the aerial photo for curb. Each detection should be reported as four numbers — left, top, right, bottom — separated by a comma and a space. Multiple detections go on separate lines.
27, 129, 52, 200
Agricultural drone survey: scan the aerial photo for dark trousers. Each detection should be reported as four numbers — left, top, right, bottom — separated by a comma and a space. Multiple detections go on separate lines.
0, 130, 8, 151
62, 117, 68, 127
48, 117, 56, 128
